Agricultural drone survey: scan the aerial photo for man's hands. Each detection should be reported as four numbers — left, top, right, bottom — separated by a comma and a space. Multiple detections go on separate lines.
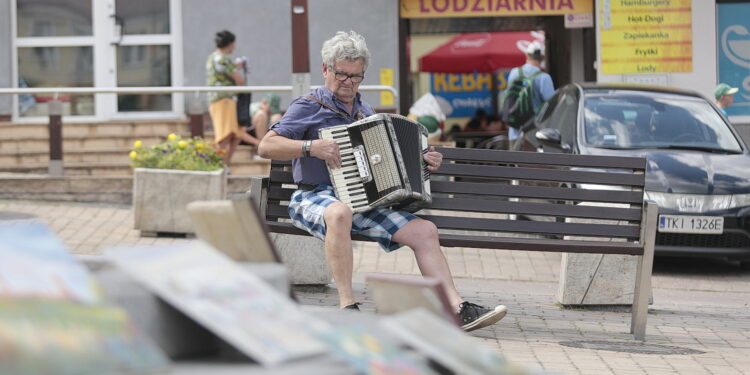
308, 141, 442, 172
423, 146, 443, 172
310, 139, 342, 169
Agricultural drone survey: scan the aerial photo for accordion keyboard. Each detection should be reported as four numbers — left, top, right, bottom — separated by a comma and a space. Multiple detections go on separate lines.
319, 126, 370, 211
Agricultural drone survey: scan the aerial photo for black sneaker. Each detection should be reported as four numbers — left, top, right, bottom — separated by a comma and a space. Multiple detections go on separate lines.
457, 302, 507, 332
343, 303, 361, 311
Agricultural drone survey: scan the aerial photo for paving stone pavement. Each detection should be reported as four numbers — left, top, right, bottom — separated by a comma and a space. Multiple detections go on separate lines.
2, 199, 749, 375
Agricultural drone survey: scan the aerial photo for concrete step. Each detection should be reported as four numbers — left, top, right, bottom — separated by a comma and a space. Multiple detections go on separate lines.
0, 120, 201, 140
0, 158, 270, 176
0, 173, 257, 205
0, 146, 256, 165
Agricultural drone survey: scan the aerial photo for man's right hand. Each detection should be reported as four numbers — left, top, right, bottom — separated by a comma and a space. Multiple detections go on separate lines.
310, 139, 341, 169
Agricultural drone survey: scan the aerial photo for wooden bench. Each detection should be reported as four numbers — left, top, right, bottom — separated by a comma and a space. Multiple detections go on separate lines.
249, 147, 657, 340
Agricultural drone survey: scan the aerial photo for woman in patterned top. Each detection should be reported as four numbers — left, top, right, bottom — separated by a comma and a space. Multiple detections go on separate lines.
206, 30, 252, 168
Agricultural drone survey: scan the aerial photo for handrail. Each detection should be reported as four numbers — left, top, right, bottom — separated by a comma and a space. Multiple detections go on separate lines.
0, 85, 398, 98
2, 84, 399, 178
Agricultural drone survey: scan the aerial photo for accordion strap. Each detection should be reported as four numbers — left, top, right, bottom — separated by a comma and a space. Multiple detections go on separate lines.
305, 95, 364, 123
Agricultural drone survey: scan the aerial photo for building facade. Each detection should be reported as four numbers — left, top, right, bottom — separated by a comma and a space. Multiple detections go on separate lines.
1, 0, 748, 131
1, 0, 399, 121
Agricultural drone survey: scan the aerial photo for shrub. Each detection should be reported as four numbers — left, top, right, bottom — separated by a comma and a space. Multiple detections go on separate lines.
129, 134, 225, 171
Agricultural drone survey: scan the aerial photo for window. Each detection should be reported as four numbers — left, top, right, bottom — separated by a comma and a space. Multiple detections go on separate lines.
13, 0, 183, 120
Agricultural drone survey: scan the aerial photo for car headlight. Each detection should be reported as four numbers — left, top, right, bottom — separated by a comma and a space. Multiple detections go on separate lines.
644, 191, 750, 212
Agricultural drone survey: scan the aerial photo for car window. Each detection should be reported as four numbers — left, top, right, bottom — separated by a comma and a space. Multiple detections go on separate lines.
536, 91, 561, 127
583, 93, 743, 152
545, 88, 579, 145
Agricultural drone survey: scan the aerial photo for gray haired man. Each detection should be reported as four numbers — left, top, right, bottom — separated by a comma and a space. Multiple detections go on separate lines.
258, 31, 506, 331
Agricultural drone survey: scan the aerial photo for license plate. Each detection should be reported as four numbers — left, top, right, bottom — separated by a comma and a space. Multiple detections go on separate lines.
658, 215, 724, 234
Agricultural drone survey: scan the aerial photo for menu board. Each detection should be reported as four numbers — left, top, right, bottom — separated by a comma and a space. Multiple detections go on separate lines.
599, 0, 692, 74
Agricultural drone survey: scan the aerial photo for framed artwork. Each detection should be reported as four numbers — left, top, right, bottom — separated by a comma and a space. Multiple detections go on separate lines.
366, 273, 460, 327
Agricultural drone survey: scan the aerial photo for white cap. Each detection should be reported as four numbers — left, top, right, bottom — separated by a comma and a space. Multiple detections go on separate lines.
525, 41, 544, 56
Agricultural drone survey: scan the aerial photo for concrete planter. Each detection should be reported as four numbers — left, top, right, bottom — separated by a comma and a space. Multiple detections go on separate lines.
133, 168, 227, 235
557, 201, 652, 306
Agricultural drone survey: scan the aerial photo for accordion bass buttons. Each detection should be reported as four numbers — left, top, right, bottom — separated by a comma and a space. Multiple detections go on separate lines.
370, 154, 382, 165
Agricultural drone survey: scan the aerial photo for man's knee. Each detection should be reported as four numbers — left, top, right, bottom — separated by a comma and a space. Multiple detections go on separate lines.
399, 218, 439, 244
324, 202, 353, 230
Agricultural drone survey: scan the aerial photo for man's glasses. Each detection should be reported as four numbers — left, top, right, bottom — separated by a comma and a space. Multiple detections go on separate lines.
333, 71, 365, 83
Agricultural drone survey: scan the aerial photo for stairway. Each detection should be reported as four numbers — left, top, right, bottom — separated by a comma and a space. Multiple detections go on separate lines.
0, 120, 270, 204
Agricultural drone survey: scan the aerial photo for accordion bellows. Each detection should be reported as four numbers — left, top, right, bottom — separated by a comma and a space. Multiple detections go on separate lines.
319, 114, 432, 213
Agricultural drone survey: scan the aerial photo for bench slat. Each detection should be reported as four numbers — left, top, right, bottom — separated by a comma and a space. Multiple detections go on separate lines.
265, 222, 644, 256
266, 204, 640, 239
430, 180, 644, 204
428, 197, 642, 221
269, 170, 295, 184
437, 147, 647, 170
421, 215, 641, 239
437, 233, 644, 255
266, 179, 644, 206
268, 186, 299, 200
434, 163, 645, 186
267, 205, 292, 220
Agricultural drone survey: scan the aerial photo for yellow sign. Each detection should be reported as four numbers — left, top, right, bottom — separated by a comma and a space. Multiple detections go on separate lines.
400, 0, 593, 18
380, 68, 394, 106
599, 0, 692, 74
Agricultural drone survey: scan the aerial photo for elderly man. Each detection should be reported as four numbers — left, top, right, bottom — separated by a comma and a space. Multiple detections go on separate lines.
258, 31, 506, 331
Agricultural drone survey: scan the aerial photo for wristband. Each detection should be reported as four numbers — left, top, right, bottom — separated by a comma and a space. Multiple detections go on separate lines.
302, 140, 311, 158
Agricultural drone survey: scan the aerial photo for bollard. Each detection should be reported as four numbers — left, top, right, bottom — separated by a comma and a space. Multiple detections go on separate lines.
47, 99, 63, 177
188, 95, 204, 138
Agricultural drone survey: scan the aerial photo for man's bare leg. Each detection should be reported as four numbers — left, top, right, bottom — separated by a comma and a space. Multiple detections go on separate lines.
323, 202, 356, 308
392, 218, 464, 310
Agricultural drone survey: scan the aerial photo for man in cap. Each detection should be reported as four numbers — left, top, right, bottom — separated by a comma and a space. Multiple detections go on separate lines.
504, 40, 556, 143
714, 83, 739, 116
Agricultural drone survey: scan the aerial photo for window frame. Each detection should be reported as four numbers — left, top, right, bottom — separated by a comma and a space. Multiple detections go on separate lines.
11, 0, 184, 122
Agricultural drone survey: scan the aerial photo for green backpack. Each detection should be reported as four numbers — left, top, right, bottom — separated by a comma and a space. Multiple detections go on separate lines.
500, 68, 543, 129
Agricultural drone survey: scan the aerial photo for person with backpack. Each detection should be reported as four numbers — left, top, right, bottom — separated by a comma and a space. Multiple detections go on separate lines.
501, 40, 556, 143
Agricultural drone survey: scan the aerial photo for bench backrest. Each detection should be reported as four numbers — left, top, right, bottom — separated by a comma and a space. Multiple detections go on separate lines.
263, 147, 648, 253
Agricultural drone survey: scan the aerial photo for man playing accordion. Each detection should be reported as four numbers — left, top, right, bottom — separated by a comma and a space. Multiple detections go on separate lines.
258, 30, 506, 331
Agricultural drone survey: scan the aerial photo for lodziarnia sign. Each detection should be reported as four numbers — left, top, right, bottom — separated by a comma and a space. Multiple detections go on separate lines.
400, 0, 593, 18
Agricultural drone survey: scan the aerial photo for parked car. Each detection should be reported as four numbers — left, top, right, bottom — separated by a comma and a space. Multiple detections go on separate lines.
513, 82, 750, 267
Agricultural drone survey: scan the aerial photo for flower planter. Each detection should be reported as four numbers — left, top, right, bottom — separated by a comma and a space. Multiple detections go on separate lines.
133, 168, 227, 235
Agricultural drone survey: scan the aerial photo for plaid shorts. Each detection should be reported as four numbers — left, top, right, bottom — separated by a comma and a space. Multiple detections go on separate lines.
288, 185, 417, 252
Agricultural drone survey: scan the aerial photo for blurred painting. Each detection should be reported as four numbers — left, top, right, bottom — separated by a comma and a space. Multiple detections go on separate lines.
0, 223, 170, 374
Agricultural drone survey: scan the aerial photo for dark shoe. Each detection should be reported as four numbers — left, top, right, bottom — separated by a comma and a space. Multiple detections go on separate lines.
457, 302, 507, 332
343, 303, 361, 311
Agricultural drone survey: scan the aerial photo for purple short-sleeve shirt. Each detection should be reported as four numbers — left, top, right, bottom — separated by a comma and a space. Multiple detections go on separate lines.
269, 87, 375, 185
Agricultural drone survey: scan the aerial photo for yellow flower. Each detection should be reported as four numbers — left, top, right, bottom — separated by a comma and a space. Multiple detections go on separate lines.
129, 150, 137, 160
167, 133, 177, 141
133, 140, 142, 148
196, 143, 204, 151
178, 140, 188, 149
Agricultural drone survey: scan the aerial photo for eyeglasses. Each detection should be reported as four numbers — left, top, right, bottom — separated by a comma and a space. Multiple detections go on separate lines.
333, 70, 365, 83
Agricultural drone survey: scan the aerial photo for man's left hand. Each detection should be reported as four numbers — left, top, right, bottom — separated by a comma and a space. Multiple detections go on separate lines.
423, 146, 443, 172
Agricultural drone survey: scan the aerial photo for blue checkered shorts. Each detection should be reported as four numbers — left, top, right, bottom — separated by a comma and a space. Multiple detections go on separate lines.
288, 185, 417, 252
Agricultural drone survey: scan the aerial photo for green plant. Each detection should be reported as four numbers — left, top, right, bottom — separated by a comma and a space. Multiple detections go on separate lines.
129, 134, 225, 171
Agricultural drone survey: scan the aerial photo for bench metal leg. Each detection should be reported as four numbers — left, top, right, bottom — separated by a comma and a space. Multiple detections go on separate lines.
631, 202, 658, 340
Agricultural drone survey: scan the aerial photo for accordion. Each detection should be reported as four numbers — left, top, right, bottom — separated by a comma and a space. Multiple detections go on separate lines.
319, 113, 432, 213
